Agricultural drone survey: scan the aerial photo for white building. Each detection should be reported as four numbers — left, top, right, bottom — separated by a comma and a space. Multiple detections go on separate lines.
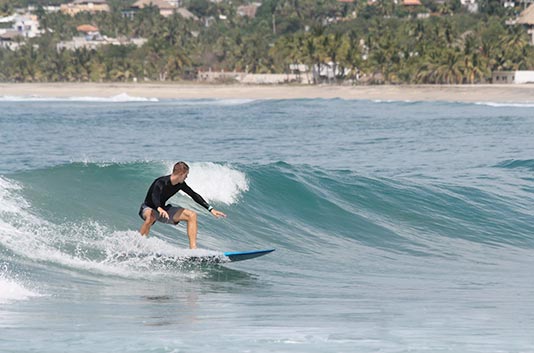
57, 36, 147, 51
460, 0, 479, 13
492, 71, 534, 83
0, 13, 42, 38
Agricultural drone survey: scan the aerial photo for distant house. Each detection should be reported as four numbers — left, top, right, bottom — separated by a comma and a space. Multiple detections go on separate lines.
403, 0, 423, 6
27, 5, 61, 13
237, 3, 261, 18
57, 35, 147, 51
460, 0, 478, 13
124, 0, 197, 19
56, 21, 148, 50
174, 8, 198, 20
60, 0, 110, 16
492, 70, 534, 83
517, 4, 534, 44
129, 0, 175, 17
76, 24, 101, 40
0, 30, 22, 50
76, 24, 99, 33
0, 13, 41, 38
14, 14, 41, 38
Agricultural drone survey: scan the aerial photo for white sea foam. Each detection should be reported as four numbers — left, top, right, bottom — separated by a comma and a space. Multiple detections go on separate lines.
163, 161, 249, 205
0, 177, 209, 280
474, 101, 534, 108
0, 93, 158, 102
210, 98, 256, 106
0, 177, 28, 213
165, 99, 256, 106
0, 276, 41, 304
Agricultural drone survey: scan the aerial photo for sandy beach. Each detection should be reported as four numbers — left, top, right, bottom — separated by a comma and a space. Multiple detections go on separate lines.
1, 82, 534, 102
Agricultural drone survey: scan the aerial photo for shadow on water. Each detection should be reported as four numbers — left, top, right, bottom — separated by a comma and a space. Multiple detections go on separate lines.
181, 262, 263, 286
137, 265, 270, 328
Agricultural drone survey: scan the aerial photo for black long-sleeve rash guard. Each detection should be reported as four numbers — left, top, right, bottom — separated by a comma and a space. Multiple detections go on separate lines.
143, 175, 211, 211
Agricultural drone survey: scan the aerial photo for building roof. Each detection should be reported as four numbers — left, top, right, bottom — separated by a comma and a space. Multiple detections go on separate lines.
76, 24, 99, 32
131, 0, 174, 10
72, 0, 108, 4
403, 0, 422, 5
0, 30, 22, 40
518, 4, 534, 25
237, 4, 259, 18
176, 8, 198, 20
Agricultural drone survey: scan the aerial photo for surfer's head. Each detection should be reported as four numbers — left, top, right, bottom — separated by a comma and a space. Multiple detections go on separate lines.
172, 161, 190, 183
173, 161, 189, 175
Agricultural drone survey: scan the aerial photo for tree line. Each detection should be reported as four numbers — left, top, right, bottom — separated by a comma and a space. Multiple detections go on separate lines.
0, 0, 533, 83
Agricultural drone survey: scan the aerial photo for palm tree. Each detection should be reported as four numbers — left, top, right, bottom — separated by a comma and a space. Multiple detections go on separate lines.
499, 26, 530, 70
323, 32, 348, 83
433, 48, 464, 83
166, 45, 192, 80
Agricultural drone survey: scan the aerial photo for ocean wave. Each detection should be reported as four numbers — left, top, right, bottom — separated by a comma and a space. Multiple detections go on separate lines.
153, 98, 257, 106
474, 101, 534, 108
202, 98, 256, 106
494, 159, 534, 171
0, 93, 158, 102
0, 162, 247, 279
1, 161, 533, 281
0, 177, 28, 213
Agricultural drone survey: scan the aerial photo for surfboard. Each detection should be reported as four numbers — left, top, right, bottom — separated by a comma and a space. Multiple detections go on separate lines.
115, 249, 275, 264
184, 249, 275, 263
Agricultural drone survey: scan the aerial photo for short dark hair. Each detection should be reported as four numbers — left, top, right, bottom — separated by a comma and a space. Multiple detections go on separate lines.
173, 161, 189, 174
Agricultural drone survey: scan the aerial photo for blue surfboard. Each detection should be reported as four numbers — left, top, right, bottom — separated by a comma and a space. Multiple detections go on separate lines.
180, 248, 275, 263
223, 249, 275, 262
115, 249, 275, 264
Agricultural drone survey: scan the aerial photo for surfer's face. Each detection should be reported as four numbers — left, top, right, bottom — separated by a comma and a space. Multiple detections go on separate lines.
176, 171, 188, 183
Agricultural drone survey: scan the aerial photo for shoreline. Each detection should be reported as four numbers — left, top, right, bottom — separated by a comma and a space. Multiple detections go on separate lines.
1, 82, 534, 102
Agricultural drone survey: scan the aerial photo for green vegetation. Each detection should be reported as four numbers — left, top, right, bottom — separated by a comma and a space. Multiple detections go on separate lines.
0, 0, 533, 83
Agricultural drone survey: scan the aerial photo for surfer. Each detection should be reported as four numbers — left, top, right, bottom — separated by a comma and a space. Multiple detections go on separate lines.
138, 161, 226, 249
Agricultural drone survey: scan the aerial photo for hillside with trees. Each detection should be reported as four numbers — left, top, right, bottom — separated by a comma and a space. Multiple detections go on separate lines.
0, 0, 533, 84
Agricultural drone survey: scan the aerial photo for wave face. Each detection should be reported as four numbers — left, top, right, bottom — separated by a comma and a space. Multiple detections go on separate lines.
1, 98, 534, 352
1, 161, 533, 282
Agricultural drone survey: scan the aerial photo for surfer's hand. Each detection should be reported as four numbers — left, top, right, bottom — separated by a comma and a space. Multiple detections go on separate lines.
210, 209, 226, 219
158, 208, 169, 219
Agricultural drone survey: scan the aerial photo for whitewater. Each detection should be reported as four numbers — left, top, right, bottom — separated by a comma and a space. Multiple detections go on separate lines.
0, 95, 533, 352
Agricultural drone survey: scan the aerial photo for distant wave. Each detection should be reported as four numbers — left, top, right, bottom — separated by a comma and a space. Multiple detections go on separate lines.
150, 98, 257, 106
495, 159, 534, 171
0, 93, 158, 102
474, 101, 534, 108
369, 99, 534, 107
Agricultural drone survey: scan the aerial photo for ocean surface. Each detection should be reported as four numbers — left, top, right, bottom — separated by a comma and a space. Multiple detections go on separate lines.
1, 94, 534, 352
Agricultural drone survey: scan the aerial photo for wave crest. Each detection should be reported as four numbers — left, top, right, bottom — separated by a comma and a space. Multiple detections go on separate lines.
0, 93, 158, 102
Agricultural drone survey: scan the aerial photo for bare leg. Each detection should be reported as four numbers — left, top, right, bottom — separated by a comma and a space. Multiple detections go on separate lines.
140, 208, 156, 236
173, 208, 198, 249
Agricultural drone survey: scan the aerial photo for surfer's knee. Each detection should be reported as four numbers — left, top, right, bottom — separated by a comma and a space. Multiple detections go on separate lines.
184, 209, 197, 222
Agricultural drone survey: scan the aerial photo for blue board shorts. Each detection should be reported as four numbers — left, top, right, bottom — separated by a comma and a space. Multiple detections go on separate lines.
138, 203, 182, 225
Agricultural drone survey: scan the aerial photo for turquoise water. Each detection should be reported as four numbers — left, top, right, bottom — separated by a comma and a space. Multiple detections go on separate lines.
1, 95, 534, 352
